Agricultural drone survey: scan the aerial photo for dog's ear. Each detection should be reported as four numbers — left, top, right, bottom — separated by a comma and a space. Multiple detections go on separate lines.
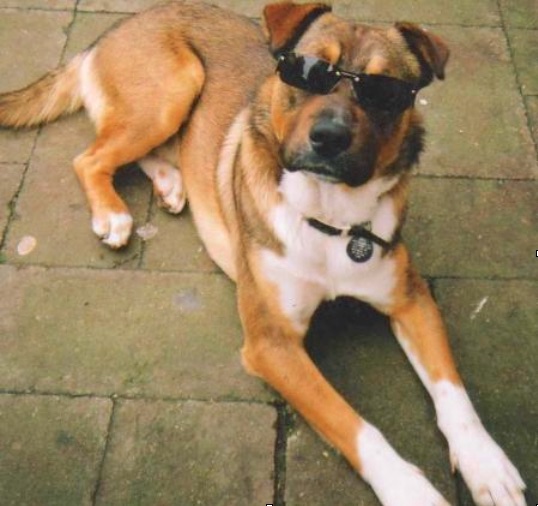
395, 22, 450, 86
263, 2, 332, 56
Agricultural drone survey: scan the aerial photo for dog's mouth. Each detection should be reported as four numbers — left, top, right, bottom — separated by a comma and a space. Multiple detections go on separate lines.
285, 156, 376, 188
286, 163, 342, 184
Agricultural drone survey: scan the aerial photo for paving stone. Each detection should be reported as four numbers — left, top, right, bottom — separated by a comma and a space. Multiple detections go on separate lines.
334, 0, 500, 26
405, 177, 537, 279
0, 394, 112, 506
0, 265, 270, 401
78, 0, 267, 17
63, 11, 128, 62
500, 0, 538, 29
508, 28, 538, 95
95, 400, 276, 506
286, 417, 379, 506
141, 205, 218, 273
417, 26, 537, 179
3, 114, 151, 268
77, 0, 170, 12
285, 300, 457, 505
0, 10, 71, 163
434, 279, 538, 503
0, 0, 74, 7
0, 163, 24, 237
526, 95, 538, 147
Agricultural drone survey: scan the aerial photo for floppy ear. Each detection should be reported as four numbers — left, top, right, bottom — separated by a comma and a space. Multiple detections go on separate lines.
263, 2, 332, 56
395, 22, 450, 86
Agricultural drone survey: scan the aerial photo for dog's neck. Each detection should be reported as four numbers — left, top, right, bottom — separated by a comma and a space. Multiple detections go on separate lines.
278, 171, 401, 232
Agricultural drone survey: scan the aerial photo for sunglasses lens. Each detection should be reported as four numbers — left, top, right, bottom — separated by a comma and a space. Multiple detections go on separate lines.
353, 75, 415, 113
277, 54, 340, 94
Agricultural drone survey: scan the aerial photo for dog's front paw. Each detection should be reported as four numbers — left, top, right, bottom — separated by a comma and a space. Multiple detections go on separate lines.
92, 211, 133, 248
449, 423, 526, 506
359, 424, 451, 506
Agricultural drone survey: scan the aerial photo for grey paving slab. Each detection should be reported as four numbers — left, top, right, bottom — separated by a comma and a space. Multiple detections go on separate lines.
0, 9, 71, 95
334, 0, 500, 26
141, 205, 219, 273
0, 163, 24, 236
286, 418, 379, 506
78, 0, 266, 17
405, 177, 537, 279
0, 10, 71, 163
0, 129, 36, 165
0, 265, 270, 401
77, 0, 167, 12
508, 28, 538, 96
0, 0, 74, 7
500, 0, 538, 29
285, 301, 457, 505
0, 394, 112, 506
434, 279, 538, 504
526, 95, 538, 147
418, 26, 537, 179
63, 11, 128, 62
3, 114, 150, 268
95, 400, 276, 506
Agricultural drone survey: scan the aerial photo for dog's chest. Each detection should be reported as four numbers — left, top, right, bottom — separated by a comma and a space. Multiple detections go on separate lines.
260, 178, 400, 327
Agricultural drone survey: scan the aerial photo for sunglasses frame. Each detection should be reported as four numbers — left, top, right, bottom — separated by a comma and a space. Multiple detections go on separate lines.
276, 52, 421, 114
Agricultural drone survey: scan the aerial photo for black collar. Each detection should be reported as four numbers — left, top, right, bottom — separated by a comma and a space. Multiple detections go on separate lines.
306, 217, 393, 250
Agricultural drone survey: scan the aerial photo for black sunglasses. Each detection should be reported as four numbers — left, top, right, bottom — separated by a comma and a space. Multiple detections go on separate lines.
276, 52, 420, 114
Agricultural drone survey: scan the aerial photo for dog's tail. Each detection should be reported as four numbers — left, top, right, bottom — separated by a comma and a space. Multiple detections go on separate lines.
0, 53, 86, 129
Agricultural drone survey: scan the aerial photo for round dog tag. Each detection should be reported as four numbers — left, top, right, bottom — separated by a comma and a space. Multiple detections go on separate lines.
346, 236, 374, 263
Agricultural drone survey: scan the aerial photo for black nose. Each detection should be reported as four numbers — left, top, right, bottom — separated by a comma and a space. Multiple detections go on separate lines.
309, 119, 352, 157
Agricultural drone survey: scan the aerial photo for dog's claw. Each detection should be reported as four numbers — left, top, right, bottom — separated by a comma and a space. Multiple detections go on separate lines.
92, 211, 133, 248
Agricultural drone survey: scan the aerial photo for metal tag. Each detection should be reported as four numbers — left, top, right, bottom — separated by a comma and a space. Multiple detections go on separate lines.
346, 235, 374, 263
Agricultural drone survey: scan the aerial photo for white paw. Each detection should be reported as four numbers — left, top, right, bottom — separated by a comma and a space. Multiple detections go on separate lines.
154, 168, 186, 214
433, 382, 526, 506
449, 423, 526, 506
358, 424, 450, 506
92, 212, 133, 248
138, 155, 186, 214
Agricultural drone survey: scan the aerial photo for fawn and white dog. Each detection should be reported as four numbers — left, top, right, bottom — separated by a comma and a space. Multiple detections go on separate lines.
0, 2, 526, 505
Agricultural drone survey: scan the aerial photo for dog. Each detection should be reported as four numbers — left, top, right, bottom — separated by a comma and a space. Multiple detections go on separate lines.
0, 2, 526, 504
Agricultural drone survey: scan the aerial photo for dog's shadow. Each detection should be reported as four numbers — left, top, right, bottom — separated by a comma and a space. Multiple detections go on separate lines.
305, 296, 425, 417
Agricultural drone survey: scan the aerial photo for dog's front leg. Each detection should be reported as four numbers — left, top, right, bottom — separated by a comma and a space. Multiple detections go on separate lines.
237, 262, 450, 506
387, 246, 526, 506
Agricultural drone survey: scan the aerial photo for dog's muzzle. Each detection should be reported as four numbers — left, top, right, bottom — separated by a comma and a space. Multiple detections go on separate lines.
285, 116, 376, 187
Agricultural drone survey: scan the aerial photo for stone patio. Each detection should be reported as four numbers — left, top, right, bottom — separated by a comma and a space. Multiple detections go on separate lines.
0, 1, 536, 505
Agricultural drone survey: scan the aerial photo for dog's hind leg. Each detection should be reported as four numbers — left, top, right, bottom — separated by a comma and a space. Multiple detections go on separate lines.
74, 47, 204, 248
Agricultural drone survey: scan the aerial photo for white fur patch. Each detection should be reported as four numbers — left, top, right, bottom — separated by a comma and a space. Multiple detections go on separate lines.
261, 172, 400, 328
138, 155, 186, 214
393, 327, 526, 506
79, 50, 106, 127
92, 212, 133, 249
433, 381, 526, 506
279, 171, 399, 229
357, 423, 449, 506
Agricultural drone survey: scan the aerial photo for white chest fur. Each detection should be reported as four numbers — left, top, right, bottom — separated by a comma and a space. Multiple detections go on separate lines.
260, 172, 401, 330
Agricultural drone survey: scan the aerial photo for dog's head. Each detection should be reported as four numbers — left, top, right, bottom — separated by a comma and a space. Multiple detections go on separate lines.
261, 2, 449, 188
